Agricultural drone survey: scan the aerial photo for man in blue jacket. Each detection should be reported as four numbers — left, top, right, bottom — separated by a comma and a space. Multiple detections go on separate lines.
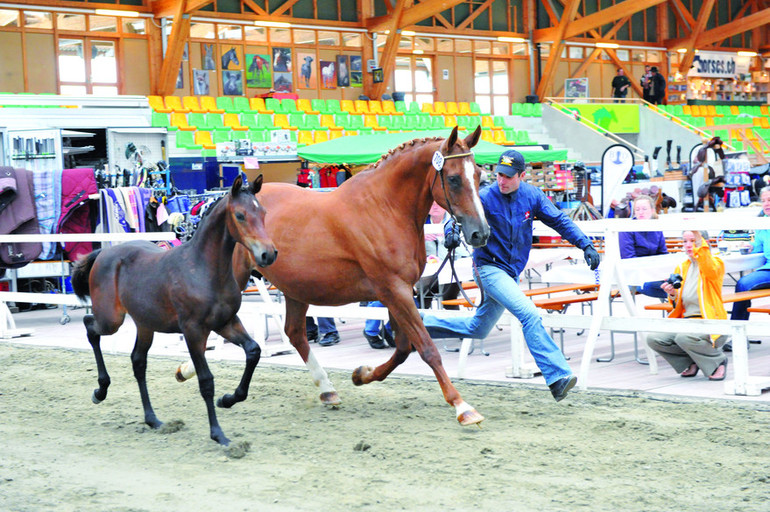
423, 150, 601, 401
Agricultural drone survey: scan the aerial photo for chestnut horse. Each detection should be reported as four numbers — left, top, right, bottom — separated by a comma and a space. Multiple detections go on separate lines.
71, 175, 277, 445
243, 126, 489, 425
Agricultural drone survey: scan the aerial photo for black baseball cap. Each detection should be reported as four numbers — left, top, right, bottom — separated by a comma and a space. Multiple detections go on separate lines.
495, 150, 526, 177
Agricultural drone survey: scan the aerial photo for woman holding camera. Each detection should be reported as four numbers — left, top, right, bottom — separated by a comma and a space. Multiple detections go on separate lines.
646, 230, 729, 380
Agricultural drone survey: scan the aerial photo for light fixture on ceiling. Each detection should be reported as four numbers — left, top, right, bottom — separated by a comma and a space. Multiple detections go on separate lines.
595, 42, 619, 49
254, 20, 291, 28
677, 48, 688, 54
401, 30, 416, 36
94, 9, 140, 17
737, 51, 758, 57
497, 36, 526, 43
413, 49, 424, 54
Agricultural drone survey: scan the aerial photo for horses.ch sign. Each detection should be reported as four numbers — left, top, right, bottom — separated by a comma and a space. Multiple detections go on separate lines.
688, 51, 751, 78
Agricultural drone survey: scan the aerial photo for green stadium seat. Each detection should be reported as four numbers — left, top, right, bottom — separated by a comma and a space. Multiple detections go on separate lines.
175, 131, 202, 150
215, 96, 236, 113
325, 99, 342, 114
232, 96, 254, 114
188, 113, 213, 131
206, 113, 226, 131
311, 99, 329, 114
151, 111, 171, 129
288, 112, 307, 130
248, 130, 271, 142
256, 113, 279, 131
265, 97, 284, 114
281, 98, 298, 113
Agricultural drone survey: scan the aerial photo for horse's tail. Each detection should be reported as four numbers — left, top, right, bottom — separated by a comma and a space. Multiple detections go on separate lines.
71, 249, 102, 300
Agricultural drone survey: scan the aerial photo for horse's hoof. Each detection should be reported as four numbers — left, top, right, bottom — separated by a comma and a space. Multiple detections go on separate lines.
320, 391, 341, 406
352, 366, 373, 386
175, 362, 196, 382
91, 390, 103, 404
457, 409, 485, 427
174, 369, 188, 383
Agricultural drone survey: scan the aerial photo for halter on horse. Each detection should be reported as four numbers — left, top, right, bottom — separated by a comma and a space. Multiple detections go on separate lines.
71, 175, 277, 446
225, 126, 490, 426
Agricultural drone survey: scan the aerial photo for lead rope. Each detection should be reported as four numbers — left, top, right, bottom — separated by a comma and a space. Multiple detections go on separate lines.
425, 150, 485, 309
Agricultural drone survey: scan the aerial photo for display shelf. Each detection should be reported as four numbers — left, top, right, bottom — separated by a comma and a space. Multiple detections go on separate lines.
686, 75, 767, 103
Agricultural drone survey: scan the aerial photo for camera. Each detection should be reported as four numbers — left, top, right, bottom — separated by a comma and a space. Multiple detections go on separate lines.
665, 273, 683, 289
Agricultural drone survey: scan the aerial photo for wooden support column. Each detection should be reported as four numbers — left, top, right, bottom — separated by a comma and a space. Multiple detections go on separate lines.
361, 0, 375, 99
369, 0, 407, 100
604, 49, 644, 98
156, 0, 192, 96
535, 0, 581, 100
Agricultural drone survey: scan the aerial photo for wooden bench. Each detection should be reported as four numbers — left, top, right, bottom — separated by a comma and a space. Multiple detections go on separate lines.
441, 283, 599, 309
644, 288, 770, 313
747, 306, 770, 314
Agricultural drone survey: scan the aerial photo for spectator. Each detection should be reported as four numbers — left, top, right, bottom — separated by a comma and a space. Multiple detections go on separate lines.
422, 149, 601, 402
728, 186, 770, 322
640, 65, 653, 103
611, 69, 630, 102
646, 230, 729, 380
306, 316, 340, 347
618, 194, 669, 299
650, 66, 666, 105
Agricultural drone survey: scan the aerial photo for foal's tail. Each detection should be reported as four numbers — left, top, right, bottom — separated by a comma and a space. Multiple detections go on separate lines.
71, 249, 102, 301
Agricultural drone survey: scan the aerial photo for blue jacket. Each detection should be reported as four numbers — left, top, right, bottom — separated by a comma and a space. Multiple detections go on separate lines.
619, 231, 668, 259
752, 229, 770, 271
473, 181, 592, 277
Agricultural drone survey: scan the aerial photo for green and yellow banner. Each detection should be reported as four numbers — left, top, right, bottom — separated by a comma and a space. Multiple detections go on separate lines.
568, 104, 640, 133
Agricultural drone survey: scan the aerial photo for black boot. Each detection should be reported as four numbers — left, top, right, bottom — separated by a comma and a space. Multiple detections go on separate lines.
363, 330, 388, 349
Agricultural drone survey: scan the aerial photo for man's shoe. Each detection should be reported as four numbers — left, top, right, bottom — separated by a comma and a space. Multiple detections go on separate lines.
549, 376, 577, 402
307, 329, 319, 344
380, 326, 395, 347
363, 330, 388, 349
319, 332, 340, 347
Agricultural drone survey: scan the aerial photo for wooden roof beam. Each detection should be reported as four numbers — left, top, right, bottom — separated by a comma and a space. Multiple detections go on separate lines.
604, 48, 644, 98
533, 0, 667, 42
553, 47, 601, 96
369, 0, 408, 100
536, 0, 581, 100
366, 0, 465, 33
678, 0, 715, 73
242, 0, 268, 16
153, 0, 212, 19
668, 0, 695, 33
156, 0, 191, 96
696, 7, 770, 47
456, 0, 495, 31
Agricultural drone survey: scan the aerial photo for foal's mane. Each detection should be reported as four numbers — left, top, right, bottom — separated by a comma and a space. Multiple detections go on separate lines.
368, 136, 444, 172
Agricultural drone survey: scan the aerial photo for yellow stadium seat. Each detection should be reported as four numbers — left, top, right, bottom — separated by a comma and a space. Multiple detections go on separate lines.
433, 101, 447, 116
458, 102, 478, 116
354, 100, 371, 115
761, 117, 770, 129
760, 105, 769, 116
320, 114, 343, 131
344, 130, 359, 136
481, 116, 497, 129
200, 96, 225, 114
382, 101, 403, 116
492, 129, 506, 144
368, 101, 384, 115
446, 102, 460, 115
682, 105, 692, 116
480, 130, 494, 142
341, 100, 360, 115
705, 117, 715, 127
297, 98, 320, 115
273, 114, 297, 130
194, 130, 216, 149
297, 130, 314, 146
148, 95, 171, 113
730, 105, 740, 115
706, 105, 718, 117
421, 103, 435, 115
224, 113, 248, 131
444, 115, 465, 130
365, 114, 386, 131
329, 130, 343, 140
183, 96, 206, 114
249, 97, 274, 114
170, 112, 196, 131
313, 130, 330, 143
164, 96, 190, 113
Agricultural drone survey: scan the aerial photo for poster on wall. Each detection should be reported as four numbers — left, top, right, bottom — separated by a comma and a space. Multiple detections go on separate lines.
272, 47, 292, 72
273, 72, 293, 93
337, 55, 350, 87
350, 55, 362, 87
565, 77, 589, 102
220, 45, 242, 71
320, 60, 336, 89
246, 54, 271, 88
176, 65, 184, 89
201, 43, 216, 70
193, 69, 210, 95
222, 70, 243, 95
297, 52, 317, 89
689, 51, 751, 78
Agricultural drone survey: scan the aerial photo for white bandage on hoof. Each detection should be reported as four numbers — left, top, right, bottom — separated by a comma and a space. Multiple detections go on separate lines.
455, 401, 473, 417
177, 361, 197, 381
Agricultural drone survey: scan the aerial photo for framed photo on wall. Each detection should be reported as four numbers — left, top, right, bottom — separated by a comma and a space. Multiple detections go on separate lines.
201, 43, 216, 70
220, 45, 243, 71
222, 70, 243, 95
246, 54, 271, 88
372, 67, 384, 84
273, 72, 293, 93
336, 55, 350, 87
297, 51, 317, 89
350, 55, 362, 87
320, 60, 336, 89
272, 47, 292, 72
193, 69, 210, 95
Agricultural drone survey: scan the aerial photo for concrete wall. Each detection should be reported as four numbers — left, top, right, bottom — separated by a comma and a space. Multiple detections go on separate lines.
541, 104, 622, 163
634, 107, 703, 173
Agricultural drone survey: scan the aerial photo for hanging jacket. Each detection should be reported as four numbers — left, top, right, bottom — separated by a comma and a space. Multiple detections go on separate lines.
58, 168, 97, 261
0, 167, 43, 268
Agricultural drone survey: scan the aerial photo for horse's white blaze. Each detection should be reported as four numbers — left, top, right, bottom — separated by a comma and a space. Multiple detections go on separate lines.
464, 160, 487, 223
305, 350, 336, 394
252, 199, 260, 209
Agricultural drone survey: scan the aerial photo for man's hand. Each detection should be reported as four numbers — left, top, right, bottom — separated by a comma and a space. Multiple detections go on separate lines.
444, 220, 461, 250
584, 245, 601, 270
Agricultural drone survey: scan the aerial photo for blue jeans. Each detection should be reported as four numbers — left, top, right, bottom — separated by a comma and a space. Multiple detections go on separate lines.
364, 301, 388, 336
422, 264, 572, 385
641, 280, 668, 299
731, 269, 770, 320
306, 316, 337, 335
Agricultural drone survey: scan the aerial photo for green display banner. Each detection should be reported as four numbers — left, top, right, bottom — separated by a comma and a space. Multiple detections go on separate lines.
569, 104, 640, 133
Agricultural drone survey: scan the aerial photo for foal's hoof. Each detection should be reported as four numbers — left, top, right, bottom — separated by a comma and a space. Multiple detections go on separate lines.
91, 389, 104, 404
320, 391, 341, 406
352, 366, 374, 386
457, 408, 485, 427
216, 395, 236, 408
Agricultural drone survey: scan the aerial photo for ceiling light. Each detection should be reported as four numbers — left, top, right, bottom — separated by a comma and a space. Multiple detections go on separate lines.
497, 36, 526, 43
677, 48, 688, 54
595, 42, 619, 49
401, 30, 415, 36
254, 20, 291, 28
738, 51, 758, 57
94, 9, 139, 17
413, 49, 424, 54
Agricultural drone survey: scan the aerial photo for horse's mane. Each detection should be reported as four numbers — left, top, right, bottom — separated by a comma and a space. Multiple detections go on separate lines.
368, 136, 443, 172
